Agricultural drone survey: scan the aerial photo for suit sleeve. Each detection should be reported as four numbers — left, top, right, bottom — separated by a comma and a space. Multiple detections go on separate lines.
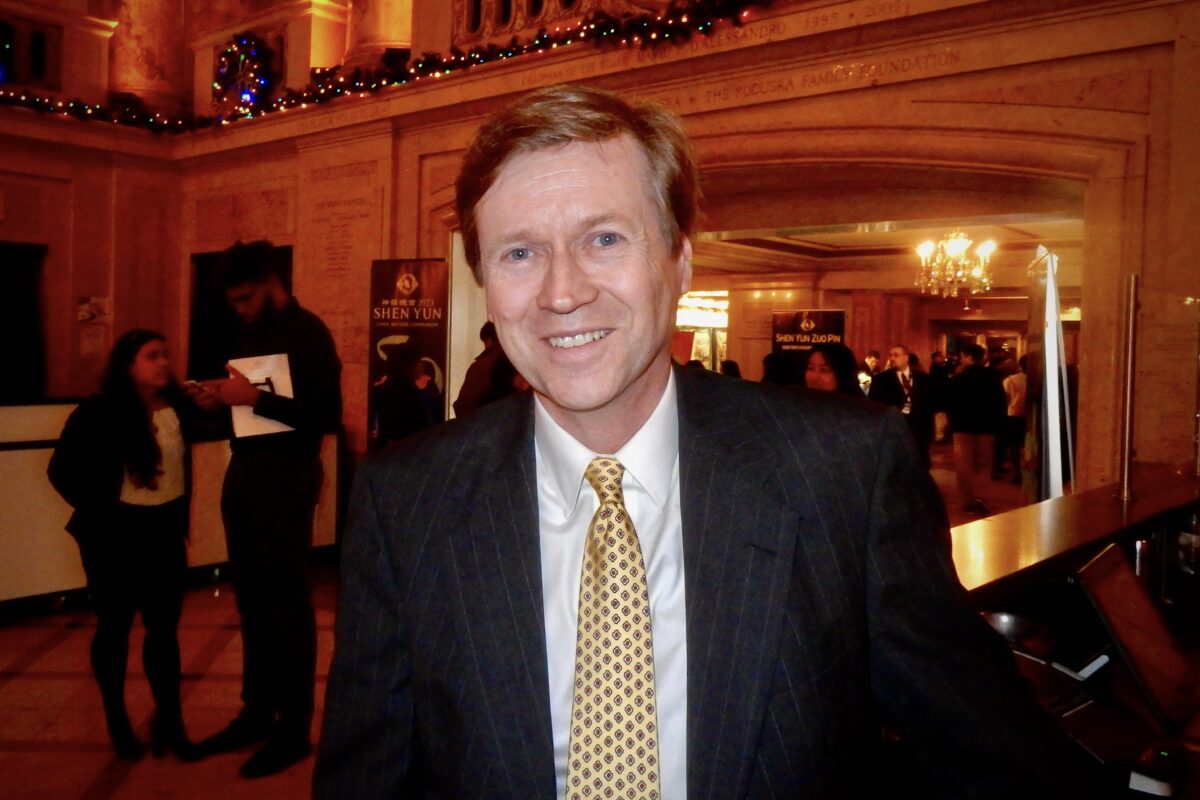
866, 372, 887, 405
314, 463, 413, 798
864, 411, 1111, 798
867, 371, 901, 409
252, 321, 342, 433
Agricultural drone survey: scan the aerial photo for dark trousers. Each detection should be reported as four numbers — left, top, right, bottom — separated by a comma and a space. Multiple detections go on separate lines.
904, 413, 933, 470
78, 499, 188, 735
221, 451, 322, 739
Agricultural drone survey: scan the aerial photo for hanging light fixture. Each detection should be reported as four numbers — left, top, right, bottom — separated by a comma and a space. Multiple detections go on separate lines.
914, 230, 997, 297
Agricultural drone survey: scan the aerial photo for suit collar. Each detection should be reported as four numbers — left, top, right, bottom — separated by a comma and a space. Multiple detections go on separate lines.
452, 374, 809, 798
449, 395, 558, 798
674, 366, 806, 797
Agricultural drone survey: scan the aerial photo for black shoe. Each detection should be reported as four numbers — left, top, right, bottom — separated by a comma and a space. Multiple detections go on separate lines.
198, 710, 273, 755
962, 498, 990, 516
105, 715, 145, 761
111, 730, 145, 761
151, 716, 205, 762
238, 735, 311, 779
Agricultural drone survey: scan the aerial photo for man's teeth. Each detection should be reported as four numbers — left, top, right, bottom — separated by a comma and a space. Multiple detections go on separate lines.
549, 330, 609, 349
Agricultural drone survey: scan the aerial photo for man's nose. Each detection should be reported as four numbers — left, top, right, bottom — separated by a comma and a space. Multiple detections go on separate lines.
537, 250, 598, 314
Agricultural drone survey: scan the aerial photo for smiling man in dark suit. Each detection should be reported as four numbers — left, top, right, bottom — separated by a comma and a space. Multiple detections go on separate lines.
314, 85, 1104, 799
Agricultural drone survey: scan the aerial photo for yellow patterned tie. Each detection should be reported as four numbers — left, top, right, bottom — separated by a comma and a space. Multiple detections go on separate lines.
566, 457, 660, 800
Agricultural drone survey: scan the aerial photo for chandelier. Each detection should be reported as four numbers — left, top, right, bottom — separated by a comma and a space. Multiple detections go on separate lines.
914, 231, 996, 297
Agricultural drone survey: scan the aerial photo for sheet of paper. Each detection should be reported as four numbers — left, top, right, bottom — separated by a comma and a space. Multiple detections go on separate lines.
228, 353, 295, 437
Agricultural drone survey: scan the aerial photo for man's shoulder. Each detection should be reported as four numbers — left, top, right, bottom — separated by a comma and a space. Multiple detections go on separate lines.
286, 301, 334, 335
870, 368, 900, 387
359, 393, 532, 484
678, 367, 891, 437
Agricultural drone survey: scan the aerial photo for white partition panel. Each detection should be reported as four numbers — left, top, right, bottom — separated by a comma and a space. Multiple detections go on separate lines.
0, 446, 86, 601
0, 401, 338, 601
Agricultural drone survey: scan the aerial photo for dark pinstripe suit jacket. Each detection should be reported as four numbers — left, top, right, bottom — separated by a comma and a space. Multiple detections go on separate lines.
315, 366, 1097, 799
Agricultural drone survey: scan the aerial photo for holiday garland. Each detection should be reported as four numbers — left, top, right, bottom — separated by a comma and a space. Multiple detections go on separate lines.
211, 33, 277, 117
0, 0, 770, 134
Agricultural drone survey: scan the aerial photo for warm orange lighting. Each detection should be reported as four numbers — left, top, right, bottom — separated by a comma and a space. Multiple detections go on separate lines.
915, 230, 996, 297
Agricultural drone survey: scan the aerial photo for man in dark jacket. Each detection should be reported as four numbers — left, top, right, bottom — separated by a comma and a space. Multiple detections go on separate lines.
948, 343, 1007, 515
868, 344, 934, 468
314, 84, 1109, 799
452, 321, 513, 416
188, 241, 342, 778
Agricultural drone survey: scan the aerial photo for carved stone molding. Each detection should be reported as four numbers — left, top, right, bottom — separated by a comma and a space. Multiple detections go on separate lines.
452, 0, 670, 48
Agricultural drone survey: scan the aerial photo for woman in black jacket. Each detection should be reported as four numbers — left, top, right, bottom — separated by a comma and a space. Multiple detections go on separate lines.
48, 329, 201, 762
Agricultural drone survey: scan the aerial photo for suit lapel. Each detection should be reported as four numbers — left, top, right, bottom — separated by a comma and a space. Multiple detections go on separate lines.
446, 397, 557, 799
676, 369, 804, 798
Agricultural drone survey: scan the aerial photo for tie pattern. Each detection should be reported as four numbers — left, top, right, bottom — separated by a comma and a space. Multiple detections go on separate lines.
566, 457, 660, 800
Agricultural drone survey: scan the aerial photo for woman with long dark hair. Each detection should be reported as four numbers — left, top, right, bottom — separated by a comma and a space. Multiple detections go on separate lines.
804, 342, 865, 398
48, 329, 201, 762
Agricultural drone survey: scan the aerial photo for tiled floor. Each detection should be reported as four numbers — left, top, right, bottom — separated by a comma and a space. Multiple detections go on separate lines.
929, 439, 1027, 528
0, 571, 337, 800
0, 444, 1025, 799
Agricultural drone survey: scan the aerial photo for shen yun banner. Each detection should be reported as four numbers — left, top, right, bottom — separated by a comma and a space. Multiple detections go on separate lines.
368, 259, 448, 449
771, 310, 846, 352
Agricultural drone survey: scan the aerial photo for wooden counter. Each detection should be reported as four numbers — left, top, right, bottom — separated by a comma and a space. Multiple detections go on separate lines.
953, 471, 1200, 596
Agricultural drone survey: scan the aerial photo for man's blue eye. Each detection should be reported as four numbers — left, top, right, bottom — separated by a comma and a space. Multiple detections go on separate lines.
594, 232, 619, 246
508, 247, 530, 261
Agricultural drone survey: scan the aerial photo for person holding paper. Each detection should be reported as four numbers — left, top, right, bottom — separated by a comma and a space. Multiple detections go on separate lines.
187, 240, 342, 778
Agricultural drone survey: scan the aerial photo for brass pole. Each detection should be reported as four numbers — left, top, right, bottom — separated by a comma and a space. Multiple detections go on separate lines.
1119, 275, 1137, 504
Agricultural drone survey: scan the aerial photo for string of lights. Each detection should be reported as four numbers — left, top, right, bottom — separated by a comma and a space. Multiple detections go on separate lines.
0, 0, 769, 134
212, 33, 276, 118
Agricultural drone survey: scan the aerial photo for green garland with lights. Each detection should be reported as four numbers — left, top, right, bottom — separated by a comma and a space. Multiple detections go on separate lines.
0, 0, 769, 134
211, 32, 277, 117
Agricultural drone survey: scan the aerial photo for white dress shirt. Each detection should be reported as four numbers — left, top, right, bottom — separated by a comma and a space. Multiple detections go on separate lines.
535, 373, 688, 800
898, 367, 913, 414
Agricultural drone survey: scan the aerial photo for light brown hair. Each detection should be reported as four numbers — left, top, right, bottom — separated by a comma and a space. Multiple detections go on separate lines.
455, 84, 700, 283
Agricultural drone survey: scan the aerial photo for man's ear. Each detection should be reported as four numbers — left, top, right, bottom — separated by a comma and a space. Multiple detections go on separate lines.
676, 237, 693, 295
267, 274, 288, 306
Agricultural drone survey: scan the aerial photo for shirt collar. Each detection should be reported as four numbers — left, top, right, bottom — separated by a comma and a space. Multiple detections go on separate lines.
534, 371, 679, 519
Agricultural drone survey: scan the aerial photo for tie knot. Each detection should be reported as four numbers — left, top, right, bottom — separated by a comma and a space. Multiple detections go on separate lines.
585, 456, 625, 505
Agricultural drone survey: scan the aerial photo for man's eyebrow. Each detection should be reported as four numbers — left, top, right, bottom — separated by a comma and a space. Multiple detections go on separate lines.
576, 213, 626, 230
492, 230, 535, 245
483, 230, 537, 256
485, 214, 632, 253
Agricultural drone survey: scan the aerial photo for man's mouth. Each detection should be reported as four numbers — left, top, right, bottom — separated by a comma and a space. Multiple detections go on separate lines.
548, 329, 610, 349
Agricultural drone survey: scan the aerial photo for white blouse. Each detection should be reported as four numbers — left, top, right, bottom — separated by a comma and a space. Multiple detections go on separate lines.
119, 406, 185, 506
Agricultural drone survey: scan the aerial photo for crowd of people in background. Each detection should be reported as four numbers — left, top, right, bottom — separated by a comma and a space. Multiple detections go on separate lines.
749, 338, 1029, 516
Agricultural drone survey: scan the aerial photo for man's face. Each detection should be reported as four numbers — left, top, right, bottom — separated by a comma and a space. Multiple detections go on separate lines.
889, 347, 908, 371
225, 281, 269, 323
475, 135, 692, 430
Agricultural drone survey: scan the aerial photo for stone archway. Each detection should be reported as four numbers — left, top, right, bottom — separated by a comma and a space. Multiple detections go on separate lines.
686, 124, 1140, 489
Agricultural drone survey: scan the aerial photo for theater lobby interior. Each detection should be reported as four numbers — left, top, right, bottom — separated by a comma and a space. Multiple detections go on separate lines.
2, 0, 1200, 796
